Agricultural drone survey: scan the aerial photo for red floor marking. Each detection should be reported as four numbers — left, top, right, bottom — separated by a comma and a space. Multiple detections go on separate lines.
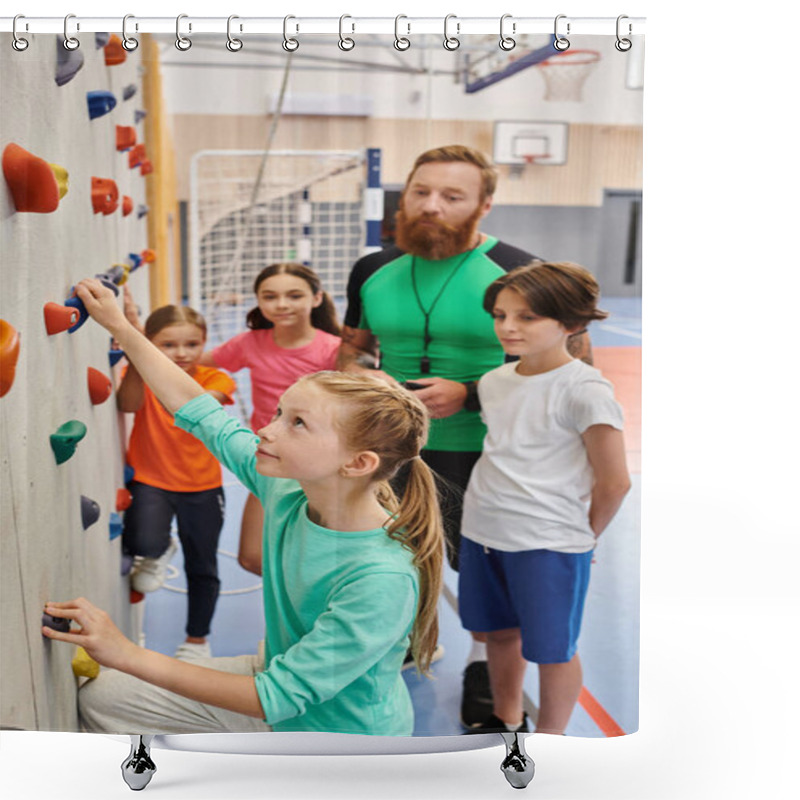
578, 686, 626, 737
592, 347, 641, 474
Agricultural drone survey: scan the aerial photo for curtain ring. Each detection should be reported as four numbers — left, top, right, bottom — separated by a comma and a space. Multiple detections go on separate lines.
122, 15, 139, 51
338, 15, 355, 51
226, 15, 243, 51
443, 14, 460, 51
499, 14, 516, 51
175, 14, 192, 51
12, 15, 29, 51
554, 14, 570, 51
63, 13, 80, 51
394, 15, 410, 51
283, 15, 299, 52
615, 15, 632, 52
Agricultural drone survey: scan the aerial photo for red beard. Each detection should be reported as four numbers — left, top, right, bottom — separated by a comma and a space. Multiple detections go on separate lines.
394, 204, 483, 261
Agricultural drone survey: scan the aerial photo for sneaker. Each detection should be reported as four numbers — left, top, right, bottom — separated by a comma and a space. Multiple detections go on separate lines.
460, 660, 494, 727
174, 641, 212, 661
401, 643, 445, 671
464, 712, 530, 735
130, 539, 177, 593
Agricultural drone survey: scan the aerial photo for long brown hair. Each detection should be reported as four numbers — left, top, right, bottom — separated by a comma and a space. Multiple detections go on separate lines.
298, 371, 444, 675
246, 263, 341, 336
144, 305, 207, 340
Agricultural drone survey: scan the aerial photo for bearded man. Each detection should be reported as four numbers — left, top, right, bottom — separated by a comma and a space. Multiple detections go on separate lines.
337, 145, 591, 729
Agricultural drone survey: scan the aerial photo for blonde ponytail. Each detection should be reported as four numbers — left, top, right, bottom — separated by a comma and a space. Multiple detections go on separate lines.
299, 372, 445, 675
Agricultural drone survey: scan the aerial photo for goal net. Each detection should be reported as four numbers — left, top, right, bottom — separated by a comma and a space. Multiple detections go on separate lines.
189, 149, 376, 425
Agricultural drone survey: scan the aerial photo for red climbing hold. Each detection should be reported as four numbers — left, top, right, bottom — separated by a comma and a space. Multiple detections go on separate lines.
91, 177, 119, 215
0, 320, 21, 398
139, 159, 154, 176
116, 488, 133, 512
2, 143, 62, 213
130, 589, 145, 604
87, 367, 113, 405
116, 126, 137, 152
122, 195, 133, 216
104, 34, 127, 66
44, 302, 80, 335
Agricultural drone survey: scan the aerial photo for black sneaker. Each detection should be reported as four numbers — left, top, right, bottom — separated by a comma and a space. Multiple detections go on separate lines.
460, 660, 494, 727
464, 712, 530, 735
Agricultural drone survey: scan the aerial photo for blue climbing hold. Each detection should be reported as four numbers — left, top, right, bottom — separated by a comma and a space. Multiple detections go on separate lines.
95, 32, 111, 49
109, 512, 123, 541
87, 90, 117, 120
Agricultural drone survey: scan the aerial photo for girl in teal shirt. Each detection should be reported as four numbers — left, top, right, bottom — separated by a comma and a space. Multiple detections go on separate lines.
42, 278, 444, 736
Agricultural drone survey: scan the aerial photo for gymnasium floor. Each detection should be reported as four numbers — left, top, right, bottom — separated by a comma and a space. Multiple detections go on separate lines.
139, 296, 641, 739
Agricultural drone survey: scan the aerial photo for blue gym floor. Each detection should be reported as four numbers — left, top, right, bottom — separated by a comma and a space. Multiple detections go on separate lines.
139, 297, 641, 738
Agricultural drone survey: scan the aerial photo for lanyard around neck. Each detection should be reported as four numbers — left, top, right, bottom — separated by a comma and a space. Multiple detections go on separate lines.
410, 248, 477, 372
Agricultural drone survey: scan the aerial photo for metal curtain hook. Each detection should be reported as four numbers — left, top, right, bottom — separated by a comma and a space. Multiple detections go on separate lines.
63, 13, 80, 51
283, 15, 299, 52
554, 14, 570, 51
12, 15, 29, 51
227, 15, 243, 51
338, 14, 355, 51
175, 14, 192, 51
394, 15, 410, 51
499, 14, 516, 51
122, 14, 139, 51
443, 14, 460, 51
615, 15, 632, 51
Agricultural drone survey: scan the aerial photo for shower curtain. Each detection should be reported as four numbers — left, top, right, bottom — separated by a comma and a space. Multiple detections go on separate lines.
0, 20, 643, 747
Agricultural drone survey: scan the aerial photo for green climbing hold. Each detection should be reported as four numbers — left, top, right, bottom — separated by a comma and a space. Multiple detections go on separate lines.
50, 420, 87, 465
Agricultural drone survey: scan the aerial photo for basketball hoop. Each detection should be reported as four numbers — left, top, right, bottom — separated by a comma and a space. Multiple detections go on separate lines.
509, 154, 549, 179
537, 49, 601, 102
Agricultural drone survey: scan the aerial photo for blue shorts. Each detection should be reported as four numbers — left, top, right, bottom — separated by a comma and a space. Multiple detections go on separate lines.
458, 537, 593, 664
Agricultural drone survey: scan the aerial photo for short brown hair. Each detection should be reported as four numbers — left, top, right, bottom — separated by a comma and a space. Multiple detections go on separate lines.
483, 261, 609, 331
144, 305, 207, 340
405, 145, 498, 200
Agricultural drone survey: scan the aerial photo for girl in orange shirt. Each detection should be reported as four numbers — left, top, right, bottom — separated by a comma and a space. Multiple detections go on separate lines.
119, 296, 236, 659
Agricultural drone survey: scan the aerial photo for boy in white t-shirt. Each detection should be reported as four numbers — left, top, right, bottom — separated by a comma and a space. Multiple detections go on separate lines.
460, 262, 631, 736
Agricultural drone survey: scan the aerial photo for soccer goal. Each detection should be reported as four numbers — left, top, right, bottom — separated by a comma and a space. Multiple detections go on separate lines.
189, 148, 382, 422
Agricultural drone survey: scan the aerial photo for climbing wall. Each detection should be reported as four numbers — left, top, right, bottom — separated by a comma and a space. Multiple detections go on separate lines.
0, 32, 153, 730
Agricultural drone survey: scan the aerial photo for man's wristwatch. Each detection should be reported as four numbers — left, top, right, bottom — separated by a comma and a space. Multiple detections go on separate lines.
461, 381, 481, 412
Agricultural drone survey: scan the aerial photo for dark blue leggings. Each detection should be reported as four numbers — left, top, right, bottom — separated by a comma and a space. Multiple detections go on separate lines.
123, 481, 225, 638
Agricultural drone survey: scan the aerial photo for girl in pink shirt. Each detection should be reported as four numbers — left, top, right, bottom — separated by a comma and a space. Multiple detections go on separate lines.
201, 263, 341, 573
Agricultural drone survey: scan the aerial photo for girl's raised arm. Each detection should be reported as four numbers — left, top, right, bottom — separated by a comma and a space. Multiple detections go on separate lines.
76, 279, 204, 414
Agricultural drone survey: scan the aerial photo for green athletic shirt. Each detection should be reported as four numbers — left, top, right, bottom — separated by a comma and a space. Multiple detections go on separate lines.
344, 236, 536, 451
175, 393, 418, 735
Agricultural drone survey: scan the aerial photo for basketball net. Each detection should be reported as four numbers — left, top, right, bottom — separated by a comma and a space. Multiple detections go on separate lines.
538, 49, 601, 102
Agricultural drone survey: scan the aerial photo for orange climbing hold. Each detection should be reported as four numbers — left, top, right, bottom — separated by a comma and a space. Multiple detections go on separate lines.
122, 195, 133, 216
128, 144, 146, 169
0, 320, 21, 398
116, 488, 133, 512
91, 177, 119, 215
87, 367, 113, 405
104, 34, 127, 66
116, 125, 137, 152
44, 302, 80, 335
2, 143, 67, 213
141, 249, 156, 264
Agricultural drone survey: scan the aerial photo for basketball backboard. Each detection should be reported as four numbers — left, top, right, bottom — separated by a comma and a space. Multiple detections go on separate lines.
493, 121, 568, 166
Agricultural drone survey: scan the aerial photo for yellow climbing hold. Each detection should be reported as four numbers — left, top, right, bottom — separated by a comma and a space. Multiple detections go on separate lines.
72, 646, 100, 679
